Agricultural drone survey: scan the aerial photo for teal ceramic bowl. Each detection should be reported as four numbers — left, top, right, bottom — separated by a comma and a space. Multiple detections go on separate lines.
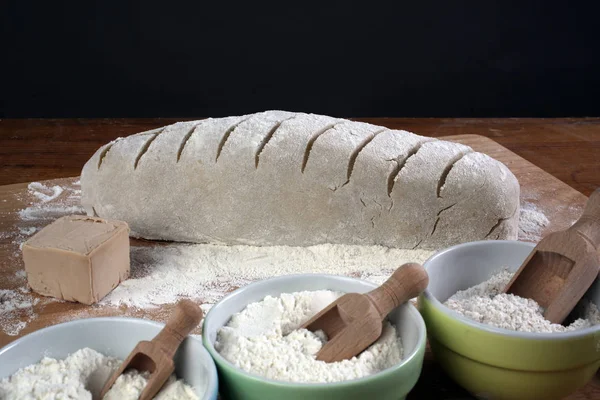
419, 240, 600, 400
203, 274, 427, 400
0, 317, 218, 400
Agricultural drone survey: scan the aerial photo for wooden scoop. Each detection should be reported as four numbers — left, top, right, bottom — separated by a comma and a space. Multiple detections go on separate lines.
99, 299, 203, 400
504, 188, 600, 324
301, 263, 429, 363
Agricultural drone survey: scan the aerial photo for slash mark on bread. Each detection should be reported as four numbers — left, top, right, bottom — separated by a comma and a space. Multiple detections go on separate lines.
216, 117, 253, 162
484, 217, 509, 238
386, 142, 427, 197
436, 151, 472, 198
430, 203, 457, 237
484, 205, 518, 239
134, 131, 162, 169
301, 122, 342, 173
255, 116, 297, 168
177, 123, 202, 162
97, 142, 116, 169
341, 128, 388, 187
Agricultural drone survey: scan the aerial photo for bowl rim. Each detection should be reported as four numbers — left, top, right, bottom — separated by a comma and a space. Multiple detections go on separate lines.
0, 316, 219, 400
422, 239, 600, 340
202, 273, 427, 388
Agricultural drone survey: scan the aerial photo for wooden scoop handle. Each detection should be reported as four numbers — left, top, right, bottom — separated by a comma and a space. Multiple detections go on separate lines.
570, 188, 600, 248
152, 299, 203, 359
366, 263, 429, 319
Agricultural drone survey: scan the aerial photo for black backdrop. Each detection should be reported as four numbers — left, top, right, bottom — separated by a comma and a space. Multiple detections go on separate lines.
3, 1, 600, 118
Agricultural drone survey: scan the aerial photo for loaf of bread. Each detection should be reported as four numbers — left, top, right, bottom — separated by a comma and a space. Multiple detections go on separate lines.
80, 111, 519, 249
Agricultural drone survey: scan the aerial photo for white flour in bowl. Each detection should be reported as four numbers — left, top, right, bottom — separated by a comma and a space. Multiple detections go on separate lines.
444, 270, 600, 333
0, 347, 200, 400
215, 290, 403, 383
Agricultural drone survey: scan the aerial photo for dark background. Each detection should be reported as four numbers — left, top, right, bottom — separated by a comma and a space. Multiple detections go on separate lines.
3, 1, 600, 118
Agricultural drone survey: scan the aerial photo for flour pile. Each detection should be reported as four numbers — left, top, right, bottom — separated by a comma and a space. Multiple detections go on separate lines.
444, 271, 600, 333
18, 181, 84, 222
0, 287, 40, 336
518, 202, 550, 242
215, 290, 403, 383
27, 182, 64, 203
0, 348, 200, 400
102, 244, 433, 313
0, 289, 38, 314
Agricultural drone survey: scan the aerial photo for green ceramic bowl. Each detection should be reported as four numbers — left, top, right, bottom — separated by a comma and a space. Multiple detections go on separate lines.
419, 240, 600, 400
203, 274, 427, 400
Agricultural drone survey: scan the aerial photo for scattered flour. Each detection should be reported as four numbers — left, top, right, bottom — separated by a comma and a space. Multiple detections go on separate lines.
0, 231, 13, 241
215, 290, 403, 383
518, 202, 550, 242
0, 179, 88, 335
27, 182, 64, 203
68, 179, 82, 198
18, 205, 85, 221
0, 288, 40, 336
67, 189, 82, 199
101, 244, 434, 311
0, 348, 200, 400
0, 289, 38, 314
17, 227, 37, 236
444, 271, 600, 333
17, 181, 84, 222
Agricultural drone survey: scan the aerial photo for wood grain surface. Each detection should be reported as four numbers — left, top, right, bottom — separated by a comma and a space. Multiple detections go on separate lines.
1, 118, 599, 195
1, 130, 598, 399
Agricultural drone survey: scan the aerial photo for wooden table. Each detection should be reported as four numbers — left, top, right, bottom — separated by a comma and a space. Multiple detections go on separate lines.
1, 118, 599, 399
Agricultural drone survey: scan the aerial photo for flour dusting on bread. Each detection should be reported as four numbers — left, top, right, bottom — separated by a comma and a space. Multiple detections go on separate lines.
81, 111, 520, 249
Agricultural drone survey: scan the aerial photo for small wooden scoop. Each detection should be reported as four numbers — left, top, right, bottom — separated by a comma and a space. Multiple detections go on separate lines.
504, 188, 600, 324
99, 299, 203, 400
301, 263, 429, 363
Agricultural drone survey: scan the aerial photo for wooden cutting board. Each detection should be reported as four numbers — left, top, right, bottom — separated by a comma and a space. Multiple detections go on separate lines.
0, 134, 596, 399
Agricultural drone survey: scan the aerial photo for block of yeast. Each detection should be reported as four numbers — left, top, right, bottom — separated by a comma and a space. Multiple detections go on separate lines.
22, 215, 130, 305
